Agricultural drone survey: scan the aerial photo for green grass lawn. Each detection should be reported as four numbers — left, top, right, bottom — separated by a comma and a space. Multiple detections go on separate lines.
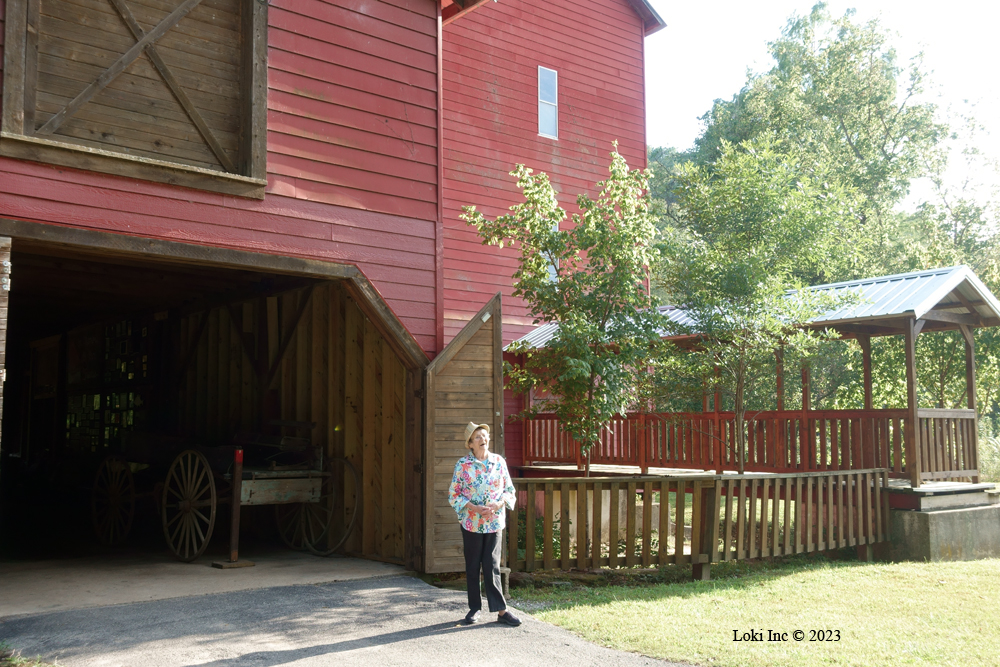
509, 556, 1000, 667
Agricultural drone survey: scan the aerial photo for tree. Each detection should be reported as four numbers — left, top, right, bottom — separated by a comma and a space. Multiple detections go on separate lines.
656, 137, 856, 472
461, 147, 665, 453
683, 3, 948, 284
650, 2, 1000, 436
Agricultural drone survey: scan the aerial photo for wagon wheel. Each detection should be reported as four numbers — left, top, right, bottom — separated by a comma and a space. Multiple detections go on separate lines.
162, 450, 217, 562
307, 457, 360, 556
275, 458, 359, 555
91, 456, 135, 546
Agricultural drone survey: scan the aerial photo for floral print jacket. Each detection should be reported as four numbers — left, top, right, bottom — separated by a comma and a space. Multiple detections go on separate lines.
448, 452, 516, 533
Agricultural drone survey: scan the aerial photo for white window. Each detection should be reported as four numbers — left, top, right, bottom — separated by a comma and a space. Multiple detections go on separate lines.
538, 67, 558, 139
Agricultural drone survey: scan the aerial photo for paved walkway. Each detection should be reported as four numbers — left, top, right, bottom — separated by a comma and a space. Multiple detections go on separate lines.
1, 575, 685, 667
0, 547, 404, 617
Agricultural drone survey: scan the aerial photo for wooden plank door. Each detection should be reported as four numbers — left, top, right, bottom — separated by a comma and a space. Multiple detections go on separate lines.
423, 293, 503, 573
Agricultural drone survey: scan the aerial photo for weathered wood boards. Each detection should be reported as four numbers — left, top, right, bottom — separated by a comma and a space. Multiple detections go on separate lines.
176, 281, 408, 563
2, 0, 268, 195
508, 469, 891, 573
424, 293, 503, 573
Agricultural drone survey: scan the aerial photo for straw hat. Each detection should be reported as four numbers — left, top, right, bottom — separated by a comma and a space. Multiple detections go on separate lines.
463, 421, 490, 445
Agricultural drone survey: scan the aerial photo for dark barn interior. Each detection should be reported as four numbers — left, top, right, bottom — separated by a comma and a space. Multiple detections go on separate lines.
0, 239, 414, 566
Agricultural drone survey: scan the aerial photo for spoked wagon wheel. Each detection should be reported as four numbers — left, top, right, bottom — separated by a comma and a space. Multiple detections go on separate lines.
307, 458, 360, 556
91, 456, 135, 546
162, 450, 217, 562
275, 458, 359, 555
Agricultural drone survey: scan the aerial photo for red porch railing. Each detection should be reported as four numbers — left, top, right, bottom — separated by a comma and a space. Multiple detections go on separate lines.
523, 409, 975, 481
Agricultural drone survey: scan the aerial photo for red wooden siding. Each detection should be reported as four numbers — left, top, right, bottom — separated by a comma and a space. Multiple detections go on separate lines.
442, 0, 647, 345
0, 0, 439, 353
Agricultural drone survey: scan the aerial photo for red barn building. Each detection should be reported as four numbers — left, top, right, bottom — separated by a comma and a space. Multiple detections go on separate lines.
0, 0, 663, 573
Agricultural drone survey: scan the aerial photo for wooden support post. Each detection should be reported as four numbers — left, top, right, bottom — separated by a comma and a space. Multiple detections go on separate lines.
714, 368, 723, 474
213, 448, 253, 569
775, 348, 784, 411
960, 325, 977, 411
801, 364, 810, 469
904, 318, 922, 489
229, 448, 243, 561
858, 335, 873, 410
693, 480, 717, 580
639, 413, 648, 475
960, 324, 980, 482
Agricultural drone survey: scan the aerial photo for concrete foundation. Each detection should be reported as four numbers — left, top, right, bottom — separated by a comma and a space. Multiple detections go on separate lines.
881, 487, 1000, 561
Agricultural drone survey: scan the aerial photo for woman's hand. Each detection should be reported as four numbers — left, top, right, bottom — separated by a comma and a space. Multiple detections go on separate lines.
469, 503, 499, 521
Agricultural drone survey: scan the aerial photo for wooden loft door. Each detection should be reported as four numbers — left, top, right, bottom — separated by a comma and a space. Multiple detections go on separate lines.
423, 293, 503, 573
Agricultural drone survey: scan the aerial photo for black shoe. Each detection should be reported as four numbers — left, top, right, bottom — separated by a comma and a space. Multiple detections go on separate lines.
463, 610, 481, 625
497, 610, 521, 627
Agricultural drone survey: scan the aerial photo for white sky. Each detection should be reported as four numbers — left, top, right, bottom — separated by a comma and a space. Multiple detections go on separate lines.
643, 0, 1000, 199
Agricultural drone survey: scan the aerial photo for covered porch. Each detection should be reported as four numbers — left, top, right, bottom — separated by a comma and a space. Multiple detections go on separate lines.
504, 267, 1000, 576
517, 266, 1000, 489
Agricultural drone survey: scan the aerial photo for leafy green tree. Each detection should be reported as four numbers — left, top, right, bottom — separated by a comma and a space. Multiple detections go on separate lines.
461, 148, 665, 452
694, 4, 945, 221
650, 2, 1000, 434
656, 138, 856, 472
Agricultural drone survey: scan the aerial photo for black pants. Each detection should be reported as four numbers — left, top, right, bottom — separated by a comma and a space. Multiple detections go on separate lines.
461, 527, 506, 613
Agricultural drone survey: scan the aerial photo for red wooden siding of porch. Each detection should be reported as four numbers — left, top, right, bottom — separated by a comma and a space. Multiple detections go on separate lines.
441, 0, 647, 346
0, 0, 439, 353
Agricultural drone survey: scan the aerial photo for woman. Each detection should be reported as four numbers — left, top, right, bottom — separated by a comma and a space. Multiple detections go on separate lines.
448, 421, 521, 626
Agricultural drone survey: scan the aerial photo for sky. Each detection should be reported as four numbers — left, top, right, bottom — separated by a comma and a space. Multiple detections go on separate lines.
642, 0, 1000, 200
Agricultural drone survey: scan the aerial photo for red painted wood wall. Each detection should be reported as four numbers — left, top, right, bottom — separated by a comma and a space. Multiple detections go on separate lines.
441, 0, 647, 348
0, 0, 440, 353
442, 0, 649, 471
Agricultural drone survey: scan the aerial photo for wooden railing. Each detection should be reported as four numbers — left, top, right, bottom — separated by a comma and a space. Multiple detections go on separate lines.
525, 410, 909, 477
507, 470, 891, 573
915, 409, 978, 482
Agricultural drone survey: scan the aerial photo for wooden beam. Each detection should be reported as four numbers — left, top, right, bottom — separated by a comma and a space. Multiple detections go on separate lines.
173, 310, 211, 385
0, 133, 266, 198
903, 318, 921, 489
831, 323, 906, 337
857, 334, 873, 410
426, 293, 500, 374
952, 290, 982, 317
920, 309, 981, 326
442, 0, 491, 25
775, 348, 784, 411
492, 294, 504, 456
0, 218, 355, 280
2, 0, 29, 135
23, 0, 40, 133
263, 285, 315, 389
107, 0, 236, 173
37, 0, 205, 136
960, 324, 977, 412
344, 275, 429, 371
241, 0, 268, 180
913, 319, 927, 337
